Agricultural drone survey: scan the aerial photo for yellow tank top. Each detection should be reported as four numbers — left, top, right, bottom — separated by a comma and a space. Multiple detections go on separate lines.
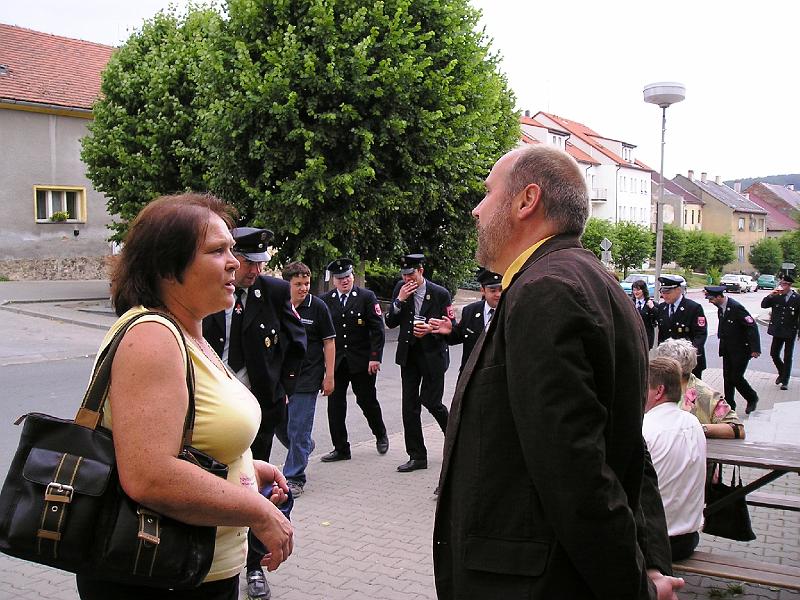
96, 306, 261, 581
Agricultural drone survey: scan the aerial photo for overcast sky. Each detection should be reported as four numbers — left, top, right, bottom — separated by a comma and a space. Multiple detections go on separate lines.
3, 0, 797, 181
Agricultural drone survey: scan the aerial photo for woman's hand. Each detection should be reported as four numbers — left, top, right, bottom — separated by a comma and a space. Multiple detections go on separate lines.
254, 460, 289, 505
252, 502, 294, 572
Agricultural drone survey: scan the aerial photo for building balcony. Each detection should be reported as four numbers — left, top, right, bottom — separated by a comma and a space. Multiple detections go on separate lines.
591, 188, 608, 201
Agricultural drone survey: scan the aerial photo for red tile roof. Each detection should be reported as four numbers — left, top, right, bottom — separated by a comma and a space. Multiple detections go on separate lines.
0, 24, 114, 111
565, 141, 599, 166
536, 111, 651, 172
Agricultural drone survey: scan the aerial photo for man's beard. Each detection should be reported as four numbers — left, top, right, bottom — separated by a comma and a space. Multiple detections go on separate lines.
476, 200, 513, 270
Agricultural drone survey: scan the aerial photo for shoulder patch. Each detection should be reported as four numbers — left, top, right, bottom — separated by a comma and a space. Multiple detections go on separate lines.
374, 303, 382, 316
446, 305, 455, 320
697, 316, 706, 327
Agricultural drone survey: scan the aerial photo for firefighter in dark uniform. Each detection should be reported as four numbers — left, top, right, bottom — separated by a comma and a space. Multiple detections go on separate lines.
202, 227, 306, 600
385, 254, 455, 473
447, 268, 502, 374
655, 274, 708, 378
319, 257, 389, 462
704, 285, 761, 413
761, 273, 800, 390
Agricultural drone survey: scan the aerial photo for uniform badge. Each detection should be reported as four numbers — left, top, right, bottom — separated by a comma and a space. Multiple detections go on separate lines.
234, 302, 243, 315
274, 334, 279, 345
745, 315, 754, 324
697, 317, 706, 327
426, 294, 431, 300
358, 319, 364, 325
677, 326, 683, 333
254, 289, 261, 299
374, 303, 382, 316
446, 305, 455, 320
264, 338, 271, 348
476, 312, 481, 318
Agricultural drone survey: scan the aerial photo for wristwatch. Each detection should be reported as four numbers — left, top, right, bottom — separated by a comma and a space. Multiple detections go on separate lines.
702, 424, 709, 436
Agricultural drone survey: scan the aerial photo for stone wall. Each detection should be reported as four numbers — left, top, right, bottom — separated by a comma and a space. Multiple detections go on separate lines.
0, 256, 110, 281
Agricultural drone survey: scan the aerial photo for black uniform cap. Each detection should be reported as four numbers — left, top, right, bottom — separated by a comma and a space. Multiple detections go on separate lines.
477, 269, 502, 289
658, 274, 685, 290
780, 273, 795, 284
326, 257, 354, 278
400, 254, 425, 275
703, 285, 725, 297
232, 227, 272, 262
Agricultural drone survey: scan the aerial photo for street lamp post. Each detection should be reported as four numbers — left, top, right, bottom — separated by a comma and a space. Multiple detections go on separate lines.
643, 82, 685, 297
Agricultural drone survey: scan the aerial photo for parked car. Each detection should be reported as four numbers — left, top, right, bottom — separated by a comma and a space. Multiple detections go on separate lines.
757, 274, 777, 290
720, 274, 756, 293
620, 273, 656, 297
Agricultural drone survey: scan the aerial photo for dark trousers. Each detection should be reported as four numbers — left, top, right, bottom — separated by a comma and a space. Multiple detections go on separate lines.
401, 350, 449, 460
770, 335, 796, 385
722, 353, 757, 410
327, 362, 386, 454
669, 531, 699, 561
251, 400, 286, 462
77, 574, 238, 600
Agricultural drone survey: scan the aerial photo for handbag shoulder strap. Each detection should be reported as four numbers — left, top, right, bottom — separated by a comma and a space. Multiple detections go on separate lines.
74, 311, 197, 448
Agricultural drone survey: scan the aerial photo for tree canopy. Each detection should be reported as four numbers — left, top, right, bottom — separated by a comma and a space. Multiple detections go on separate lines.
749, 237, 783, 274
613, 222, 652, 277
82, 0, 519, 289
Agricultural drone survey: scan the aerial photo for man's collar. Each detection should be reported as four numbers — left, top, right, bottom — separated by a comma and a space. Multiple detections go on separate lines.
501, 235, 555, 289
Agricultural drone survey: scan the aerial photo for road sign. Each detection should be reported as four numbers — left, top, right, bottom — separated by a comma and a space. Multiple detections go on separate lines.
782, 262, 796, 270
601, 250, 612, 263
600, 237, 612, 251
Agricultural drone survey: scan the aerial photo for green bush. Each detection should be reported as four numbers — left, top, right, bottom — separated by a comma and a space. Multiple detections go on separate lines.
365, 262, 400, 301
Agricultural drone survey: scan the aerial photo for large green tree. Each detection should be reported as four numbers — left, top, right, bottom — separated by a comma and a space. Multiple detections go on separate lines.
655, 224, 685, 265
707, 233, 736, 270
613, 221, 652, 277
679, 230, 712, 272
580, 217, 615, 260
749, 237, 783, 274
81, 7, 221, 240
197, 0, 518, 289
779, 229, 800, 268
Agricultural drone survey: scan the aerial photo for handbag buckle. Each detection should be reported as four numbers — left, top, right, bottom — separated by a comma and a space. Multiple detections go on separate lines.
44, 482, 74, 503
137, 507, 161, 545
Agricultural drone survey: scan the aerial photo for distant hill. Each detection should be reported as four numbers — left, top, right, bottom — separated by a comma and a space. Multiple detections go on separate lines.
724, 174, 800, 190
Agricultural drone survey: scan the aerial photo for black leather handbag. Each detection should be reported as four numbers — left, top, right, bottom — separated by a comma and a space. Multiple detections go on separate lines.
0, 311, 228, 588
703, 463, 756, 542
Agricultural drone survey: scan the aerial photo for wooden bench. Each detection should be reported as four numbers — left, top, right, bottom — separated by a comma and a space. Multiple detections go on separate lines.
673, 551, 800, 591
746, 492, 800, 512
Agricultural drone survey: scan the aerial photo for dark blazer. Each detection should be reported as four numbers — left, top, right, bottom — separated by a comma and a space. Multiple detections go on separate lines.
433, 235, 664, 600
385, 278, 454, 372
447, 299, 487, 372
762, 290, 800, 339
203, 275, 306, 408
320, 285, 385, 372
655, 296, 708, 371
632, 297, 657, 349
717, 297, 761, 360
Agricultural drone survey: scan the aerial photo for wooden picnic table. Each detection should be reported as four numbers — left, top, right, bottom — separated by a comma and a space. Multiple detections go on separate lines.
705, 439, 800, 515
673, 439, 800, 590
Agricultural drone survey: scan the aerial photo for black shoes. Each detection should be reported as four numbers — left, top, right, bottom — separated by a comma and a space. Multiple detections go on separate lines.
376, 435, 389, 455
320, 449, 351, 462
745, 397, 759, 415
247, 568, 271, 599
397, 459, 427, 472
781, 383, 789, 390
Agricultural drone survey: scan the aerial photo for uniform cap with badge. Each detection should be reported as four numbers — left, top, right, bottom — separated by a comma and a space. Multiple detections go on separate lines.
477, 268, 502, 290
400, 254, 425, 275
326, 257, 354, 280
781, 274, 795, 284
658, 274, 685, 291
232, 227, 273, 262
703, 285, 725, 298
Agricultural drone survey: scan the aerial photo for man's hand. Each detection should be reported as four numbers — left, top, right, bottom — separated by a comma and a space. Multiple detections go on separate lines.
647, 569, 684, 600
429, 317, 453, 335
321, 373, 334, 396
397, 280, 418, 302
368, 361, 381, 375
413, 321, 432, 338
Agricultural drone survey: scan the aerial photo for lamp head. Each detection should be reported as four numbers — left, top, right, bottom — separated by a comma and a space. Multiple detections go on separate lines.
643, 82, 686, 108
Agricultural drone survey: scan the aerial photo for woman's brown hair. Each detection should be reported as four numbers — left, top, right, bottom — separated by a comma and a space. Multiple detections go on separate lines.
111, 193, 237, 315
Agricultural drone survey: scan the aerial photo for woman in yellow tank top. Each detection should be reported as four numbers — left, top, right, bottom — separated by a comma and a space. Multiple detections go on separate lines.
76, 193, 293, 600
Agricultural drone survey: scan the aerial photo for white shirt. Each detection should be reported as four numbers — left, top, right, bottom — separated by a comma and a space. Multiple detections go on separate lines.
642, 401, 707, 537
483, 302, 495, 331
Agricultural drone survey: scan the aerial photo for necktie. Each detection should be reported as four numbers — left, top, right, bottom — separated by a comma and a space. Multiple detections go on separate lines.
669, 304, 675, 319
414, 290, 424, 315
228, 289, 245, 372
340, 293, 347, 308
487, 308, 495, 322
637, 300, 643, 311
